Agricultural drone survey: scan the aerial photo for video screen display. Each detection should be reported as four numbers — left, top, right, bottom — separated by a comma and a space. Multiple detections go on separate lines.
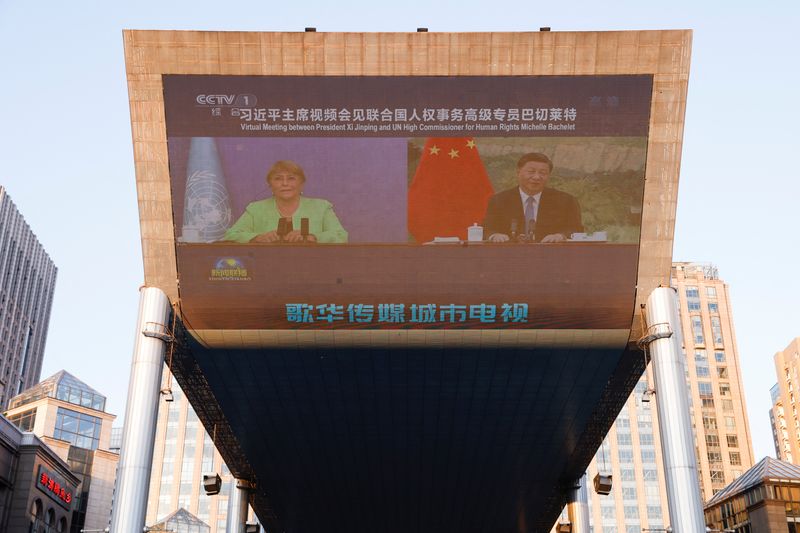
163, 75, 652, 330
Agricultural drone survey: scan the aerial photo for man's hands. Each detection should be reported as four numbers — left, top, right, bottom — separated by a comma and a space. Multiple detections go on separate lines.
488, 233, 510, 243
487, 232, 567, 243
540, 233, 566, 243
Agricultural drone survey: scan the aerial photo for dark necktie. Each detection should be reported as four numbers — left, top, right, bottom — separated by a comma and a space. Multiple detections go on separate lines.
524, 195, 536, 234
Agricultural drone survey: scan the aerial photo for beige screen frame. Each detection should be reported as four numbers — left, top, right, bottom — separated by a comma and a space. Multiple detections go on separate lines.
124, 29, 691, 348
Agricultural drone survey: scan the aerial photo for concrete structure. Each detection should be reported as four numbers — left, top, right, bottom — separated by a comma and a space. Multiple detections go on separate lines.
0, 410, 79, 532
124, 29, 693, 531
146, 374, 237, 532
770, 337, 800, 463
0, 186, 57, 408
109, 286, 170, 533
555, 263, 755, 532
643, 286, 705, 532
5, 370, 118, 532
704, 456, 800, 532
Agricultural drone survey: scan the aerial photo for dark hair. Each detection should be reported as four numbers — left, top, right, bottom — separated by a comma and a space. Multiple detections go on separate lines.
266, 160, 306, 183
516, 152, 553, 172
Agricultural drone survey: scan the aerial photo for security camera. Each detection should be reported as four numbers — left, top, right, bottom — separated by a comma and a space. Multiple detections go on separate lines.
202, 473, 222, 496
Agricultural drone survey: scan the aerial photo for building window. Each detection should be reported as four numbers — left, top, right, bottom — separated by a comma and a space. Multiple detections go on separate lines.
620, 469, 635, 481
618, 450, 634, 464
710, 470, 725, 484
730, 452, 741, 465
710, 316, 723, 345
7, 407, 36, 431
698, 382, 713, 398
641, 449, 656, 464
706, 435, 720, 448
722, 399, 733, 411
707, 451, 722, 463
53, 407, 102, 450
686, 286, 701, 311
622, 487, 637, 500
715, 351, 726, 363
708, 302, 719, 314
717, 367, 728, 379
702, 415, 718, 430
647, 505, 662, 519
56, 381, 105, 411
725, 416, 736, 430
691, 316, 704, 345
706, 286, 717, 298
639, 433, 654, 446
623, 505, 639, 519
617, 433, 632, 446
727, 435, 739, 448
702, 398, 715, 409
720, 383, 731, 396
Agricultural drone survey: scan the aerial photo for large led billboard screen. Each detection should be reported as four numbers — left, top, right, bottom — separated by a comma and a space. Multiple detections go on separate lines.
164, 75, 652, 331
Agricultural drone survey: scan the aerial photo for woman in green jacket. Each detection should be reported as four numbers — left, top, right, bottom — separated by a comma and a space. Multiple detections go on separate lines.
223, 160, 348, 244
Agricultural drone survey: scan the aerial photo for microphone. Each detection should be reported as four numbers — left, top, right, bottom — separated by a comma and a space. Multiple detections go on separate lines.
277, 218, 289, 241
300, 218, 309, 240
510, 219, 518, 242
526, 218, 536, 243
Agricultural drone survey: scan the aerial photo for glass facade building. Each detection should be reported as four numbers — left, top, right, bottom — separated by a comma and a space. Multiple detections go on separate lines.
556, 262, 755, 532
705, 457, 800, 532
4, 370, 118, 533
0, 186, 57, 408
146, 370, 242, 532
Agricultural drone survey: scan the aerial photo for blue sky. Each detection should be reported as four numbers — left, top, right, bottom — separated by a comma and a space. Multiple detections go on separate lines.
0, 0, 797, 462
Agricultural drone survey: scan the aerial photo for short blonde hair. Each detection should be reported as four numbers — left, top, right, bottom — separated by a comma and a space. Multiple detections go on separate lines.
266, 160, 306, 184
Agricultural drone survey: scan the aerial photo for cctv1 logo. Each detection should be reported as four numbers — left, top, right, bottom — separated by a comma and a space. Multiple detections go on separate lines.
196, 94, 257, 107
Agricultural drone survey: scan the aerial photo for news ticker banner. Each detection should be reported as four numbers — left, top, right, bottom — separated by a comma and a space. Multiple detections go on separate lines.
163, 75, 652, 330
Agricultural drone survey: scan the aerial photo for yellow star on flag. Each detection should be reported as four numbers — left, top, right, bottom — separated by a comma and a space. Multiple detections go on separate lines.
465, 140, 476, 149
429, 145, 440, 155
448, 149, 459, 159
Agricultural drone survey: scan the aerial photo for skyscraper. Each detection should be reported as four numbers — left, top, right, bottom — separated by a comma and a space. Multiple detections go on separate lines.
0, 186, 57, 407
769, 337, 800, 463
145, 370, 238, 532
558, 262, 755, 531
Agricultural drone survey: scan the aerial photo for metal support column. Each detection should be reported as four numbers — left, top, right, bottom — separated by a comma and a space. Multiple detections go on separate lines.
643, 287, 705, 533
566, 472, 590, 533
109, 287, 171, 533
226, 479, 251, 533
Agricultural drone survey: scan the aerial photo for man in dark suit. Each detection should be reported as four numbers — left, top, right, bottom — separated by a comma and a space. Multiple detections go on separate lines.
483, 152, 582, 243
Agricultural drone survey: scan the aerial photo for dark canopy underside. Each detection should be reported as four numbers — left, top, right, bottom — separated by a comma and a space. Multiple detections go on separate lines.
173, 328, 643, 533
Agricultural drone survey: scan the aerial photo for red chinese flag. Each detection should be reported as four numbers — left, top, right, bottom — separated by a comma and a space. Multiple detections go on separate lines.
408, 138, 494, 243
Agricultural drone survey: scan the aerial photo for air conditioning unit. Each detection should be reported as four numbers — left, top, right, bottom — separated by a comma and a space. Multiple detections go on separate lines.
202, 473, 222, 495
245, 523, 261, 533
594, 473, 612, 495
556, 522, 572, 532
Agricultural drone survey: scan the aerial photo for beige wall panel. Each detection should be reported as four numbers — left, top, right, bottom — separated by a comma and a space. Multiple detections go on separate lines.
342, 33, 365, 75
595, 33, 620, 73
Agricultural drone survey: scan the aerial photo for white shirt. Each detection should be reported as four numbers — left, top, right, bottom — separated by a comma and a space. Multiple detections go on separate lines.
519, 188, 542, 222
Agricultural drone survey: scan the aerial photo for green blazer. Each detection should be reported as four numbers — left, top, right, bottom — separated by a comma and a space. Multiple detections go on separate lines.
222, 197, 348, 243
